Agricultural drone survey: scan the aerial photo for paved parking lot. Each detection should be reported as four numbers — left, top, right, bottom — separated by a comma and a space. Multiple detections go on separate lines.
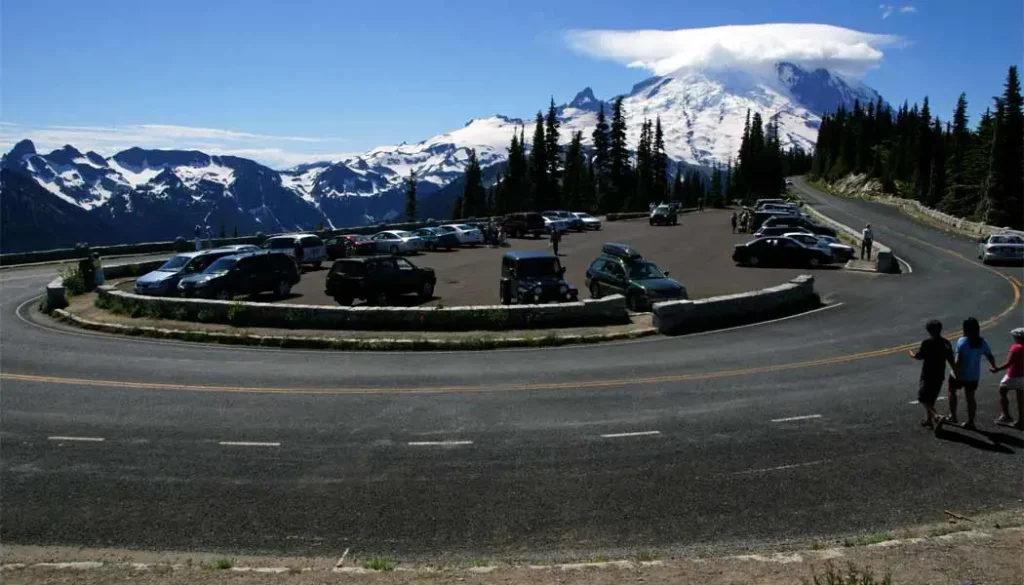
273, 208, 866, 307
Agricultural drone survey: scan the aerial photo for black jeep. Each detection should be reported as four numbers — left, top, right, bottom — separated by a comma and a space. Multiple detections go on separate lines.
325, 255, 436, 306
499, 250, 578, 305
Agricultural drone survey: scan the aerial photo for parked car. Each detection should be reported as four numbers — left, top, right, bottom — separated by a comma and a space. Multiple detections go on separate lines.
440, 223, 484, 246
649, 204, 678, 226
133, 249, 237, 296
761, 215, 836, 237
816, 235, 856, 262
754, 198, 788, 209
216, 244, 262, 254
754, 225, 813, 238
502, 212, 547, 238
412, 227, 460, 251
370, 230, 424, 255
544, 210, 585, 232
325, 255, 436, 306
783, 232, 838, 260
541, 213, 571, 234
733, 236, 833, 268
499, 250, 578, 305
977, 233, 1024, 265
177, 251, 300, 299
585, 243, 688, 311
326, 234, 377, 259
571, 212, 602, 230
261, 234, 327, 268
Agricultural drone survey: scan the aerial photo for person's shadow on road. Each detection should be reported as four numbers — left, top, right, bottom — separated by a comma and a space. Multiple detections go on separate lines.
980, 429, 1024, 449
935, 427, 1015, 454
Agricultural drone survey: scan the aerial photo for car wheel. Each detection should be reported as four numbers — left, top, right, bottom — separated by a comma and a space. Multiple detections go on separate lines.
334, 295, 353, 306
809, 256, 820, 268
312, 261, 321, 269
215, 289, 231, 301
419, 281, 435, 299
275, 280, 292, 298
428, 242, 437, 251
589, 283, 601, 299
749, 255, 761, 267
389, 245, 399, 255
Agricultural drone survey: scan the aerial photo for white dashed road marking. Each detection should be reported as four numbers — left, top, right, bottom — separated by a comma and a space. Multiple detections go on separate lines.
770, 414, 823, 423
732, 459, 828, 475
47, 436, 105, 442
909, 397, 946, 405
407, 440, 473, 446
219, 441, 281, 447
600, 431, 661, 438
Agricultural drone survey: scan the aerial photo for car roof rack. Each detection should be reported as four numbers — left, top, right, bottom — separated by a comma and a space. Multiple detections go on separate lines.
601, 243, 643, 260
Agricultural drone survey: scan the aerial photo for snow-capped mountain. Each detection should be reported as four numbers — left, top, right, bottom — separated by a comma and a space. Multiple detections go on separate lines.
2, 61, 880, 252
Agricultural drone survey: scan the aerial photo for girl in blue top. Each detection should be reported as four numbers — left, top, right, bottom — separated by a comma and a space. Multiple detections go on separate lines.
947, 317, 996, 430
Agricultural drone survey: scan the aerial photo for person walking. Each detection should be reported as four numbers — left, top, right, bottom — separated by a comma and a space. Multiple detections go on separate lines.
92, 253, 105, 287
860, 223, 874, 260
909, 319, 955, 430
549, 226, 561, 256
194, 225, 203, 251
730, 212, 738, 234
947, 317, 997, 430
990, 327, 1024, 429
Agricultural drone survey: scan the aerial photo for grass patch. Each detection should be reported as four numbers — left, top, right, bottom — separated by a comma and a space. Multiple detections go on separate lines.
201, 558, 233, 570
843, 532, 896, 547
592, 554, 611, 563
813, 563, 892, 585
363, 556, 395, 571
467, 558, 490, 567
635, 551, 658, 562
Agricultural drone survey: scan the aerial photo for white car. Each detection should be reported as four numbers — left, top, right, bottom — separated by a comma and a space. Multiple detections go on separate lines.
784, 232, 851, 262
215, 244, 261, 254
439, 224, 484, 246
571, 212, 602, 230
541, 214, 571, 233
370, 230, 424, 255
815, 235, 856, 262
977, 233, 1024, 265
261, 234, 326, 268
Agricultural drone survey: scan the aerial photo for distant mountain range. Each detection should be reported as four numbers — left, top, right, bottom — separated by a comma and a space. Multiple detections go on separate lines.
1, 62, 880, 253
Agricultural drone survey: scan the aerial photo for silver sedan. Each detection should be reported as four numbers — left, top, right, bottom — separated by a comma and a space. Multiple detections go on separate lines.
370, 230, 424, 255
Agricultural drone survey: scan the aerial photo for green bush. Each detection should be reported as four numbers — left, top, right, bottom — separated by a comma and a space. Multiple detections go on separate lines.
813, 563, 893, 585
59, 265, 88, 296
227, 301, 250, 326
196, 308, 218, 323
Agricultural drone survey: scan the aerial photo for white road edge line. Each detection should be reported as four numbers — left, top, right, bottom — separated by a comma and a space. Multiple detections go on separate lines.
407, 440, 473, 446
896, 255, 914, 273
600, 430, 661, 438
770, 414, 823, 423
47, 436, 105, 442
219, 441, 281, 447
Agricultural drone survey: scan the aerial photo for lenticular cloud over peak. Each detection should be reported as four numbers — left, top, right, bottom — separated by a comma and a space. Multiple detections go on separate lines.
565, 23, 903, 78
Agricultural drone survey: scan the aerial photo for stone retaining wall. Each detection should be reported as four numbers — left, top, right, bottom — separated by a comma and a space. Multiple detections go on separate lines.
94, 286, 631, 332
652, 275, 819, 334
45, 259, 167, 311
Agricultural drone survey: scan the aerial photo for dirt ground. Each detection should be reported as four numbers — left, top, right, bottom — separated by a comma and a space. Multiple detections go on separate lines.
119, 209, 869, 308
3, 511, 1021, 585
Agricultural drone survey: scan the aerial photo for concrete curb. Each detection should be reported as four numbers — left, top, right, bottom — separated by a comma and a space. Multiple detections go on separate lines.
50, 309, 660, 351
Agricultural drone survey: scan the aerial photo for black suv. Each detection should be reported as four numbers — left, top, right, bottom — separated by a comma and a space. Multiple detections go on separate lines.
325, 255, 436, 306
649, 204, 678, 226
761, 215, 836, 237
585, 243, 688, 311
177, 252, 300, 299
502, 212, 547, 238
499, 250, 578, 305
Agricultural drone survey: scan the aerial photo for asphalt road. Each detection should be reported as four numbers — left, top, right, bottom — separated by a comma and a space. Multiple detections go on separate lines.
1, 179, 1022, 562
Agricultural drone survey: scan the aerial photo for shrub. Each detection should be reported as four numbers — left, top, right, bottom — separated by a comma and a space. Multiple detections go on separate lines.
363, 557, 394, 571
196, 308, 218, 323
59, 265, 88, 296
227, 301, 250, 326
813, 563, 892, 585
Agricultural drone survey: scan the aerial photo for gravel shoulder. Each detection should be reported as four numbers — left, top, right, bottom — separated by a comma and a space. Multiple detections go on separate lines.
3, 510, 1020, 585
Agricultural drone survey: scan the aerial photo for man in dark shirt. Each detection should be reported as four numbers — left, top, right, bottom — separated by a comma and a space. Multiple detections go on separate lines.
909, 319, 955, 430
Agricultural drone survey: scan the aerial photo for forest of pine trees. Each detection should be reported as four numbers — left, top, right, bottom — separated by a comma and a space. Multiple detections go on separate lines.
809, 65, 1022, 230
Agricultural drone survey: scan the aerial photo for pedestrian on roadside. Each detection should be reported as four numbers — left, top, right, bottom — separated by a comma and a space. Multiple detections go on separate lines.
549, 227, 561, 256
861, 223, 874, 260
730, 212, 738, 233
92, 252, 105, 287
990, 327, 1024, 429
947, 317, 997, 430
909, 319, 954, 430
194, 225, 202, 251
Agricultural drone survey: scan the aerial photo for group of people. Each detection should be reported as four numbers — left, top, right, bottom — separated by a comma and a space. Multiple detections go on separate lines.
730, 210, 752, 233
910, 318, 1024, 431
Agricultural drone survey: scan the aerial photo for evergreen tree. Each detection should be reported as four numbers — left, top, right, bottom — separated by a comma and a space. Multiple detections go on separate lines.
591, 104, 611, 211
218, 219, 226, 239
581, 158, 597, 212
404, 169, 418, 221
545, 98, 562, 206
671, 165, 683, 203
939, 93, 974, 216
451, 196, 464, 220
607, 97, 630, 211
708, 162, 723, 207
528, 112, 549, 210
980, 66, 1023, 229
632, 118, 653, 210
500, 128, 528, 213
562, 131, 585, 211
461, 149, 486, 218
925, 119, 947, 207
652, 117, 669, 203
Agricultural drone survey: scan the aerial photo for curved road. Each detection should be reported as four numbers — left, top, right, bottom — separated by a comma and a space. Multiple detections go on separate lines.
1, 180, 1021, 561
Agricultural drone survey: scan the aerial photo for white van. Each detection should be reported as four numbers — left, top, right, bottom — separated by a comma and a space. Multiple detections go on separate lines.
261, 234, 327, 268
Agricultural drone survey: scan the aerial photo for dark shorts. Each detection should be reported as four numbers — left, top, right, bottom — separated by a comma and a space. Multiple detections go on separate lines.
918, 377, 943, 404
947, 376, 979, 392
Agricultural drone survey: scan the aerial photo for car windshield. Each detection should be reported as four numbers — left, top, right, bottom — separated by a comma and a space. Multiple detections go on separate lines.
991, 235, 1023, 244
516, 257, 562, 278
457, 225, 475, 230
629, 262, 666, 280
395, 231, 414, 238
574, 213, 592, 219
204, 257, 237, 274
264, 238, 295, 249
438, 226, 456, 233
158, 255, 192, 271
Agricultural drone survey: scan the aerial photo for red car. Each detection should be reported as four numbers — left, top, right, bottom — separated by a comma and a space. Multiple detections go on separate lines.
326, 235, 376, 259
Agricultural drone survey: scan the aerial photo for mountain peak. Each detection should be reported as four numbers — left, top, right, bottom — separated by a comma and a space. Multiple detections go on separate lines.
569, 87, 596, 107
8, 139, 37, 161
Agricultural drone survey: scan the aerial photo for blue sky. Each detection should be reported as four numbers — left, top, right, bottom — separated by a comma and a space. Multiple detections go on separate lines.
2, 0, 1020, 167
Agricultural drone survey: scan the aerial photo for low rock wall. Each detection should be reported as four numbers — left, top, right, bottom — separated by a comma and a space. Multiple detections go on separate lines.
652, 275, 819, 334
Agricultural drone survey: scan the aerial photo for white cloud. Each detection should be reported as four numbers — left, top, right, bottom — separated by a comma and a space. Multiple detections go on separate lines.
900, 5, 917, 13
880, 4, 916, 18
880, 4, 895, 19
0, 123, 351, 169
564, 23, 903, 78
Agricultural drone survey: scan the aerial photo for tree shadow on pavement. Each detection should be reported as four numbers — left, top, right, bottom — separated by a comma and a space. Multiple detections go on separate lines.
935, 427, 1015, 454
